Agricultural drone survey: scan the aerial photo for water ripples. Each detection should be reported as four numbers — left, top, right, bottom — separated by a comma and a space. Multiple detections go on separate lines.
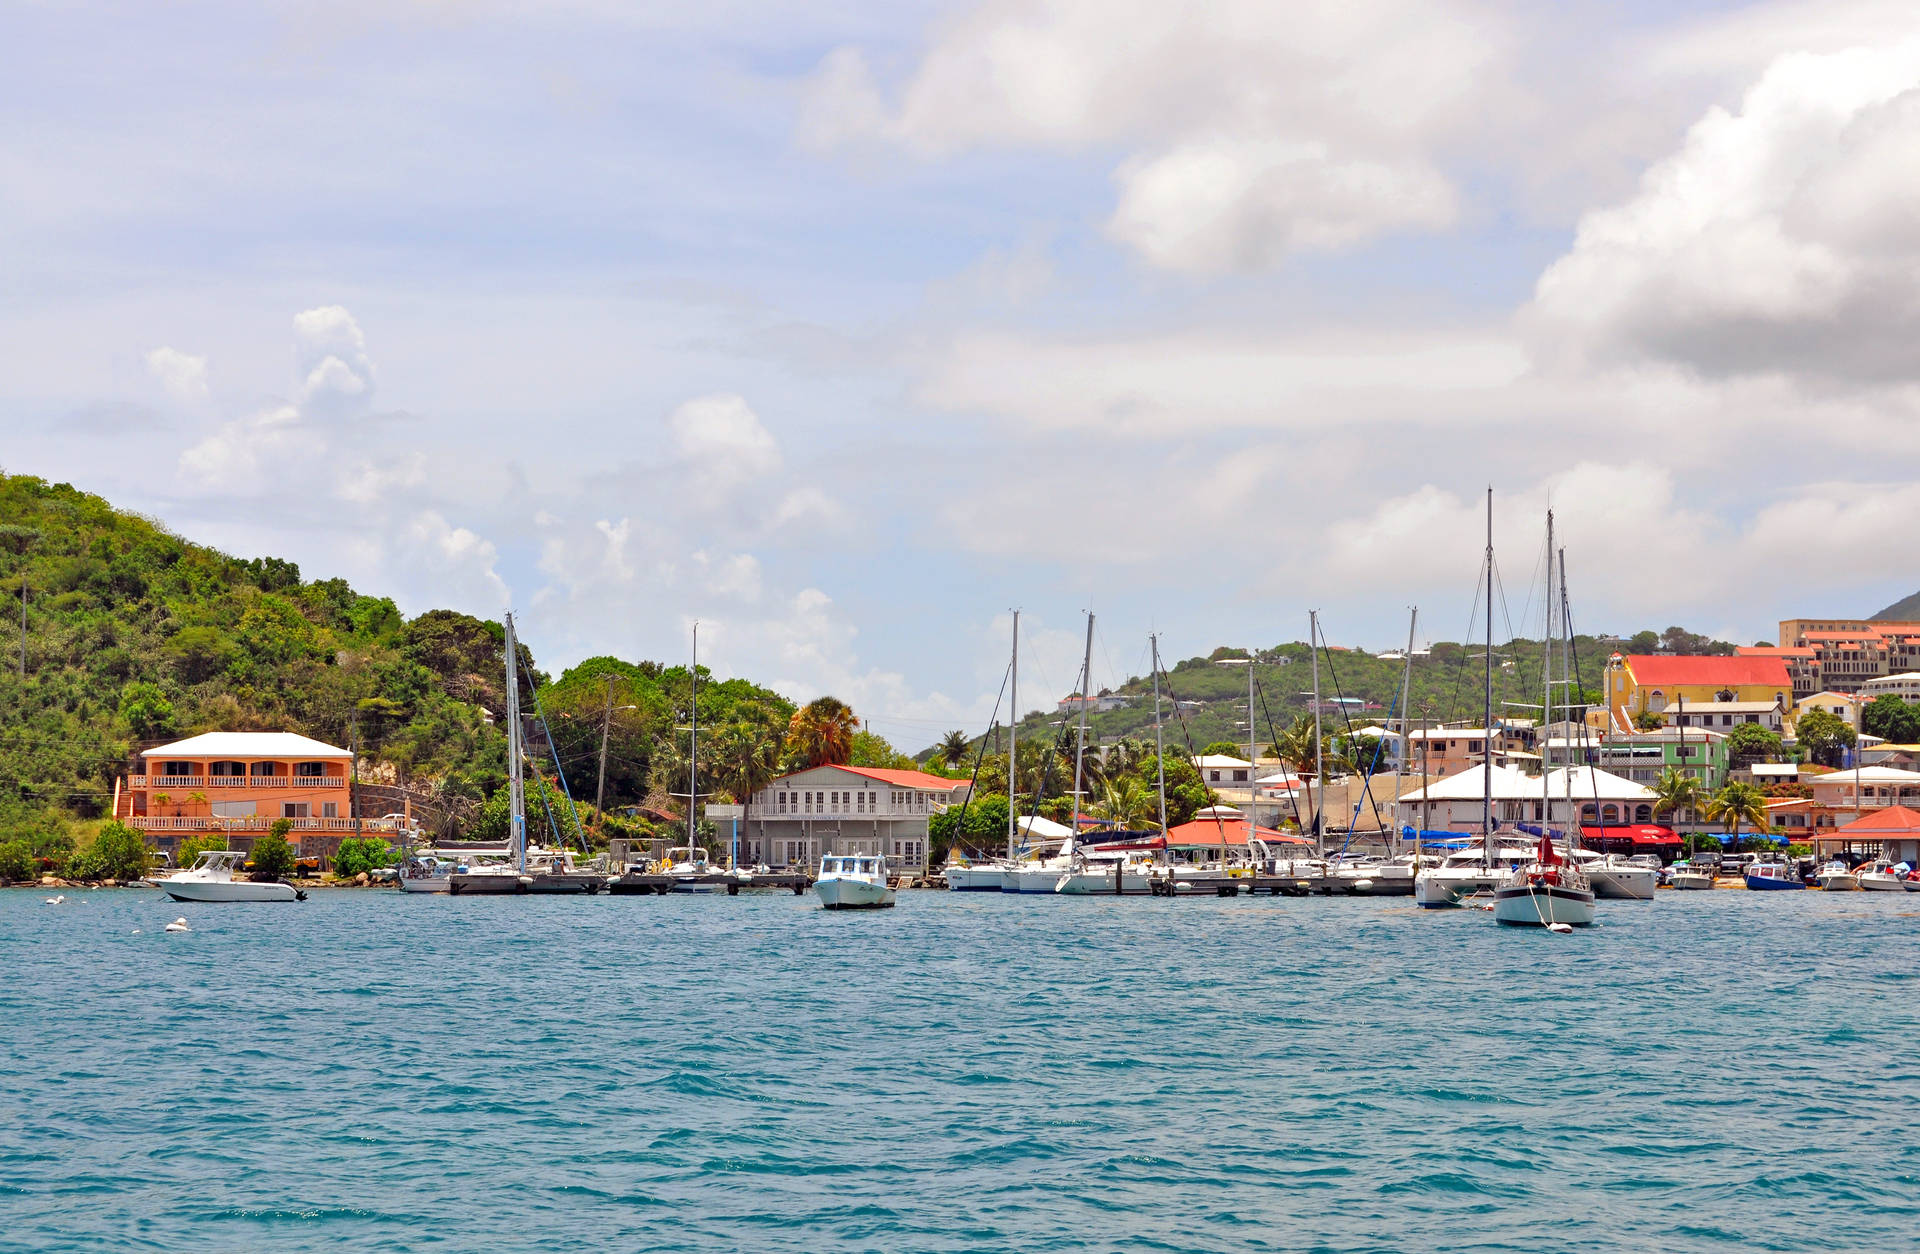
4, 888, 1919, 1250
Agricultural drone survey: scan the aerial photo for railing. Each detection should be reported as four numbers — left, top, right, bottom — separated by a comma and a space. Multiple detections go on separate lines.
127, 775, 345, 789
129, 816, 398, 833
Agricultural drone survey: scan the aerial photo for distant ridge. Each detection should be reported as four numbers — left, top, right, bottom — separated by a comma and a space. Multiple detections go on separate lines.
1872, 591, 1920, 621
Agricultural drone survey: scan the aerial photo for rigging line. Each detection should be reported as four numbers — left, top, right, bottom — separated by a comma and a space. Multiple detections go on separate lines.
940, 655, 1011, 860
1311, 620, 1390, 853
1252, 676, 1309, 834
1559, 552, 1611, 849
1153, 658, 1231, 847
1443, 556, 1487, 729
520, 654, 589, 854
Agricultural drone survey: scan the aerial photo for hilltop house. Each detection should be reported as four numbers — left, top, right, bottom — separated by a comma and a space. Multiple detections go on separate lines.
1604, 654, 1791, 733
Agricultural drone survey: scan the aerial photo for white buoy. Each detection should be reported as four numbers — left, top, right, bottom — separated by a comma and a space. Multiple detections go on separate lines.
165, 917, 191, 933
1547, 922, 1574, 935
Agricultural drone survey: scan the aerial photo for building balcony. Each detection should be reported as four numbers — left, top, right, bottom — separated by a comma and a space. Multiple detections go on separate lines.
128, 775, 346, 790
128, 816, 396, 833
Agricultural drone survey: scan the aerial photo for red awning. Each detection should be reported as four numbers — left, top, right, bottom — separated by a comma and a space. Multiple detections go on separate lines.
1581, 823, 1681, 845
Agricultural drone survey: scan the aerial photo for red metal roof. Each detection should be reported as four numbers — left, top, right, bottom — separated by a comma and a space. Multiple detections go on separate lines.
1737, 646, 1815, 658
1581, 823, 1681, 845
1622, 655, 1791, 688
788, 765, 970, 790
1833, 805, 1920, 835
1163, 819, 1310, 847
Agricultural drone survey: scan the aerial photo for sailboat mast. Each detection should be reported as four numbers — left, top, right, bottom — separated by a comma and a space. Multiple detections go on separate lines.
1484, 487, 1494, 863
1151, 633, 1168, 843
505, 611, 526, 872
1008, 610, 1019, 863
1246, 643, 1258, 831
1310, 610, 1323, 857
1395, 607, 1417, 857
1559, 547, 1581, 854
1068, 613, 1095, 852
688, 622, 699, 855
1542, 512, 1554, 840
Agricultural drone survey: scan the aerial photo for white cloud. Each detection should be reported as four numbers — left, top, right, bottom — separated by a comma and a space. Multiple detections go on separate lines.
293, 304, 376, 416
400, 509, 510, 609
144, 346, 208, 405
1528, 40, 1920, 382
802, 0, 1502, 270
667, 392, 782, 489
177, 402, 301, 486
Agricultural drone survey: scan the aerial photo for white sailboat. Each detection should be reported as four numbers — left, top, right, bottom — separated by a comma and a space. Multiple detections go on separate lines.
451, 611, 534, 896
1004, 612, 1096, 895
1494, 521, 1594, 928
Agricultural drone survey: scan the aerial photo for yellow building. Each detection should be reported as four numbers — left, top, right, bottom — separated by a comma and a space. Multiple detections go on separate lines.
1604, 654, 1792, 732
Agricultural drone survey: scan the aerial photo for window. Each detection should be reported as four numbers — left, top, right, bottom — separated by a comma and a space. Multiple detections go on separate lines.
294, 762, 326, 777
282, 802, 309, 819
210, 800, 255, 818
209, 761, 246, 777
160, 761, 192, 777
322, 802, 337, 818
251, 761, 279, 777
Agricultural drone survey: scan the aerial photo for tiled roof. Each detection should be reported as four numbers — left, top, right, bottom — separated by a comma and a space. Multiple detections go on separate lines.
1622, 655, 1791, 687
1833, 805, 1920, 835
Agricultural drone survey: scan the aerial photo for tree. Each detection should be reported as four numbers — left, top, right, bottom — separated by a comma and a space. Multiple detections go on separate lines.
251, 820, 296, 879
1650, 766, 1706, 825
1095, 778, 1158, 829
332, 836, 396, 878
1863, 696, 1920, 745
91, 821, 151, 881
118, 681, 175, 739
929, 793, 1011, 862
709, 714, 786, 864
786, 697, 859, 769
1199, 740, 1244, 758
176, 832, 229, 865
849, 729, 914, 770
1704, 781, 1769, 854
1795, 709, 1855, 768
938, 730, 970, 768
1725, 722, 1784, 767
0, 840, 33, 883
1632, 710, 1664, 732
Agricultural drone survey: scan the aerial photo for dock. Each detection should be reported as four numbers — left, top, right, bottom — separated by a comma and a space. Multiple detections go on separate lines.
606, 870, 814, 895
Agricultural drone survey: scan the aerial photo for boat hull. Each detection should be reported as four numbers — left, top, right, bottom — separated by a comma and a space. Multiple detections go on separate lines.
1669, 872, 1714, 891
448, 872, 531, 895
1493, 883, 1597, 927
1589, 865, 1657, 901
1743, 873, 1805, 891
400, 876, 450, 894
943, 866, 1005, 892
1414, 868, 1504, 908
1860, 873, 1908, 892
1002, 864, 1070, 893
160, 879, 301, 903
1817, 873, 1860, 892
526, 872, 603, 894
1055, 868, 1152, 895
816, 878, 894, 909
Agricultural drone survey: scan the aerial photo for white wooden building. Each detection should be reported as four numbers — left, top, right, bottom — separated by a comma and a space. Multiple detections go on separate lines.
742, 765, 970, 871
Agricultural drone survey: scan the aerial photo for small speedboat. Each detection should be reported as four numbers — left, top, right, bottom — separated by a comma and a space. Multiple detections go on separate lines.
1859, 862, 1912, 892
1571, 849, 1657, 900
1814, 860, 1860, 891
400, 854, 454, 894
815, 853, 894, 909
1669, 862, 1715, 891
1744, 860, 1806, 891
149, 851, 304, 902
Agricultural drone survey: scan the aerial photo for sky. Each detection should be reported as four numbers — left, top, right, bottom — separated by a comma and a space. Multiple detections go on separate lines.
6, 0, 1920, 749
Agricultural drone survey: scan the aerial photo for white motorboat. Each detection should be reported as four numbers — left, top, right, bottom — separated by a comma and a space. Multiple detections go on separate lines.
149, 851, 304, 903
1814, 861, 1860, 891
1493, 837, 1596, 927
1571, 849, 1658, 901
815, 853, 895, 909
1858, 862, 1911, 892
1669, 862, 1715, 891
448, 861, 532, 894
1055, 849, 1156, 895
943, 862, 1008, 892
400, 854, 454, 894
1413, 836, 1538, 908
659, 846, 729, 893
1328, 852, 1420, 896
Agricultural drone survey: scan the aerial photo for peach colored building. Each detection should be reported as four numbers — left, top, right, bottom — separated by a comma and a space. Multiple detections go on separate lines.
114, 731, 400, 864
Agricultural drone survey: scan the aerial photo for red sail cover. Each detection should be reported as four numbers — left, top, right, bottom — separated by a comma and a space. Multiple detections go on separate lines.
1537, 833, 1562, 866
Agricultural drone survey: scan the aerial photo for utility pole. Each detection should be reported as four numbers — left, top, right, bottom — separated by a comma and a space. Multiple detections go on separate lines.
595, 674, 614, 833
18, 575, 24, 679
1310, 610, 1323, 857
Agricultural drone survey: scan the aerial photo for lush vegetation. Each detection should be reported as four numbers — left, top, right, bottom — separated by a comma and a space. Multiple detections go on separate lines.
331, 836, 397, 879
251, 819, 296, 879
1863, 696, 1920, 745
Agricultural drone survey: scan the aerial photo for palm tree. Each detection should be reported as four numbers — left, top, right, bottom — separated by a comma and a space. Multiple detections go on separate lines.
1095, 778, 1158, 831
1704, 781, 1769, 854
710, 717, 786, 866
1649, 767, 1705, 827
938, 730, 970, 769
1273, 716, 1318, 776
786, 697, 859, 769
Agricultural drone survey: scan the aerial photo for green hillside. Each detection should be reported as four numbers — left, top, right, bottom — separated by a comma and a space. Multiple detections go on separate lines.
0, 473, 794, 847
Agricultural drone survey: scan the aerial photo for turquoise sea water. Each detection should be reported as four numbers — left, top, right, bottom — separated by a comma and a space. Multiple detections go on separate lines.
3, 886, 1918, 1252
